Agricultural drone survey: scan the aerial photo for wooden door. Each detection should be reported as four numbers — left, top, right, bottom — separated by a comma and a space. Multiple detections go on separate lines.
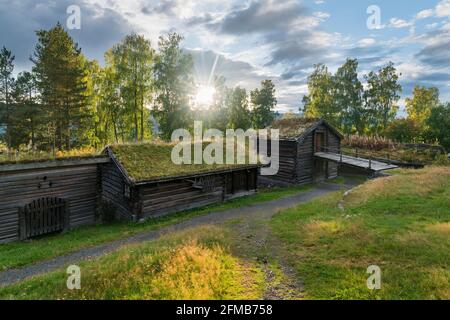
315, 132, 325, 152
19, 197, 69, 240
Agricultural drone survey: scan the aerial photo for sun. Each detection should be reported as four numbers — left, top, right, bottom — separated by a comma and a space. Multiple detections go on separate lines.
193, 85, 216, 108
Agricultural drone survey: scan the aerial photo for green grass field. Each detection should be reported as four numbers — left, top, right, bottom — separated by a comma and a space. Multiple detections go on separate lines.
0, 184, 311, 271
271, 166, 450, 299
1, 167, 448, 300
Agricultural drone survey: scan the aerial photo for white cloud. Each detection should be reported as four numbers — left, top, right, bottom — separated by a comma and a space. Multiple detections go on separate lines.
436, 0, 450, 18
358, 38, 376, 46
389, 18, 412, 29
313, 11, 330, 20
416, 9, 434, 19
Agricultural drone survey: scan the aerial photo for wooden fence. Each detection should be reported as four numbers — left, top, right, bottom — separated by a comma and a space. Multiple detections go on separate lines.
19, 197, 69, 240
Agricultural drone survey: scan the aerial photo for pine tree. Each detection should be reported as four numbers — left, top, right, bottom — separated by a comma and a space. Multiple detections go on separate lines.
11, 71, 42, 149
0, 46, 15, 150
227, 87, 251, 130
31, 23, 89, 150
251, 80, 277, 129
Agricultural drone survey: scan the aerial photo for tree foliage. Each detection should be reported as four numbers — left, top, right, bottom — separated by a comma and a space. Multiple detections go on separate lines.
406, 86, 440, 131
302, 60, 402, 136
153, 33, 194, 140
251, 79, 277, 129
110, 33, 154, 142
334, 58, 364, 134
363, 62, 402, 134
302, 64, 338, 126
31, 23, 89, 150
385, 118, 422, 143
425, 103, 450, 151
226, 87, 251, 130
0, 46, 15, 149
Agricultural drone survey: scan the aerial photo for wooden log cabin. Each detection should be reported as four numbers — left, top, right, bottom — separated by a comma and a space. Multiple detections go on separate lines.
0, 157, 109, 243
102, 143, 259, 222
264, 118, 343, 185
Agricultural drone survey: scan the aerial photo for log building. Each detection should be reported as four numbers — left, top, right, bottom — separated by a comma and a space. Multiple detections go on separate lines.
264, 118, 343, 185
102, 143, 259, 221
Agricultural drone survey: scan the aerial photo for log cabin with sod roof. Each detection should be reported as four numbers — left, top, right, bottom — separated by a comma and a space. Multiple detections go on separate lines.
263, 118, 343, 185
102, 143, 260, 222
0, 143, 259, 243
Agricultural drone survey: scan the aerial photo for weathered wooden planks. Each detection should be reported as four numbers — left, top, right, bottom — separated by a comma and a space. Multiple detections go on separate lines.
0, 160, 105, 243
314, 152, 399, 172
18, 197, 69, 240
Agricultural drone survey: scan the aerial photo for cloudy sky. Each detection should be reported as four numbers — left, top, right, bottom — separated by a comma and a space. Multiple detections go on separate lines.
1, 0, 449, 114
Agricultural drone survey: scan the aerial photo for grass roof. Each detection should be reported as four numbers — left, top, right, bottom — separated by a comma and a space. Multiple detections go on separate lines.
267, 118, 321, 139
0, 148, 102, 165
108, 142, 258, 183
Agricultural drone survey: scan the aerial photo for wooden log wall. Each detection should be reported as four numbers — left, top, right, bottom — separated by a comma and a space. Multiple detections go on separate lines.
139, 175, 225, 219
0, 159, 107, 243
139, 169, 258, 220
101, 161, 133, 220
262, 140, 298, 184
296, 134, 314, 185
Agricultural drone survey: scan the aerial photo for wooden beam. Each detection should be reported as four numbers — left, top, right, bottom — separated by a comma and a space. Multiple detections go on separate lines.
0, 157, 110, 173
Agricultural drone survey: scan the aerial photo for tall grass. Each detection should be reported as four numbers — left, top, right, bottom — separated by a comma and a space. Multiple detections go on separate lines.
0, 227, 265, 300
343, 135, 398, 151
0, 146, 101, 164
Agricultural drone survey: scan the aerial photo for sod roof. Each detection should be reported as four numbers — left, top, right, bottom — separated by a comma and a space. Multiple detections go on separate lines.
107, 142, 259, 183
267, 118, 343, 140
267, 118, 322, 139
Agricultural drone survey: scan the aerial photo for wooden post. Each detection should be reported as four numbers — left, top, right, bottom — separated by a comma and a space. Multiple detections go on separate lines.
18, 207, 26, 240
63, 200, 70, 232
369, 157, 372, 169
340, 152, 343, 163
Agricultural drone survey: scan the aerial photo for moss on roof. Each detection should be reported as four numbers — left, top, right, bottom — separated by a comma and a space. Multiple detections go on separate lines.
267, 118, 321, 139
109, 142, 258, 183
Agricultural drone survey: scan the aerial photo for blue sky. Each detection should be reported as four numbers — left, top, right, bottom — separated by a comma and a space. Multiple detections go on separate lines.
1, 0, 449, 114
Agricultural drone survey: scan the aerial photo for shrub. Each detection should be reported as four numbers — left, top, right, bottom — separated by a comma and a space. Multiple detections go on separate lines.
343, 134, 397, 151
432, 154, 450, 166
385, 118, 422, 143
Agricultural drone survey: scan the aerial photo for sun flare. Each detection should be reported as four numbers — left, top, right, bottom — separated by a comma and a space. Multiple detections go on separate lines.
193, 85, 216, 108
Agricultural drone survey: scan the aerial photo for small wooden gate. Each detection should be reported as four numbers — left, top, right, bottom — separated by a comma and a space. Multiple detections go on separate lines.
19, 197, 69, 240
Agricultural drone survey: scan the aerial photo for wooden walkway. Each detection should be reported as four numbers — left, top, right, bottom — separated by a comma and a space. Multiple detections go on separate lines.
314, 152, 398, 172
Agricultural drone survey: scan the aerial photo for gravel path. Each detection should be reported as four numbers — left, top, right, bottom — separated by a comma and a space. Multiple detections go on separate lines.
0, 182, 356, 287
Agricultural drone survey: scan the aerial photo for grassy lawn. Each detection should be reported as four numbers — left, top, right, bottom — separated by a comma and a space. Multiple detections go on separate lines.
1, 167, 448, 300
0, 184, 311, 271
0, 226, 265, 300
271, 166, 450, 299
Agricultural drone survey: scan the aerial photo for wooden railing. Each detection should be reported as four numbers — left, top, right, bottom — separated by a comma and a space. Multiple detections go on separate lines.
318, 146, 376, 169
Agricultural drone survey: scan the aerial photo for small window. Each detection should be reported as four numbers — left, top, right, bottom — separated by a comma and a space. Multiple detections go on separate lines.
124, 184, 131, 199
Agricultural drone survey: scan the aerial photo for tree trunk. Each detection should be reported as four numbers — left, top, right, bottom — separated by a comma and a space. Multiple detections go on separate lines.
140, 92, 144, 141
29, 89, 35, 150
4, 76, 11, 151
